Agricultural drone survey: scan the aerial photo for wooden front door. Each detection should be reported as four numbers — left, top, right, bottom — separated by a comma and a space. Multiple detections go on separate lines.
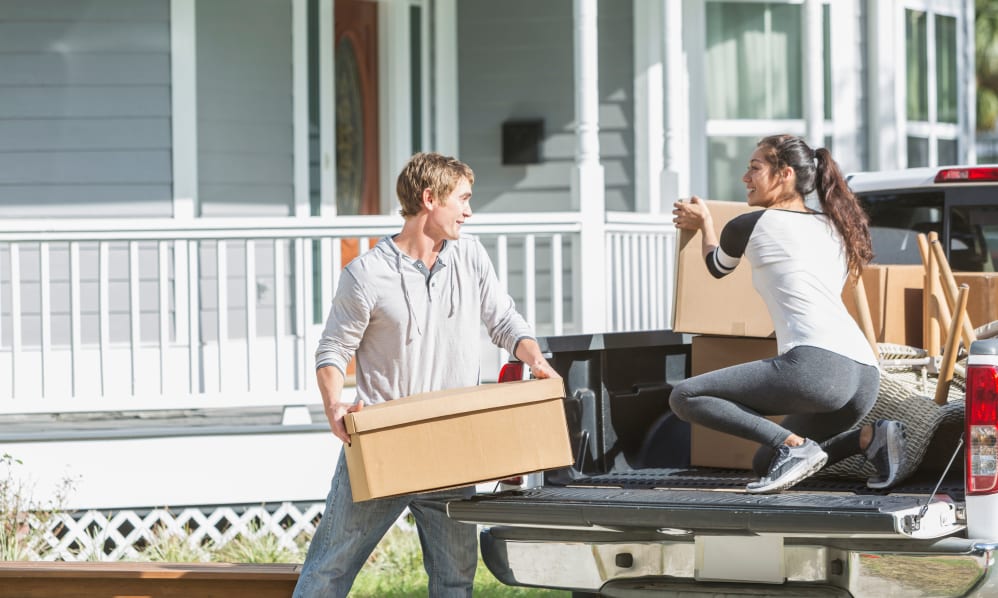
335, 0, 379, 216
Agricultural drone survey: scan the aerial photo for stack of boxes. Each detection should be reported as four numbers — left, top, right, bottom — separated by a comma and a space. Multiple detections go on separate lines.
672, 200, 778, 469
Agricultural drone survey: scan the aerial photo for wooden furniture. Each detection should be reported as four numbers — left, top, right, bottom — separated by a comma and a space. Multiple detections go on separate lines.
935, 284, 970, 406
0, 562, 300, 598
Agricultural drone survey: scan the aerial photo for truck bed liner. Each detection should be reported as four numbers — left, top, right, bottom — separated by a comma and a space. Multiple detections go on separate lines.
564, 467, 965, 499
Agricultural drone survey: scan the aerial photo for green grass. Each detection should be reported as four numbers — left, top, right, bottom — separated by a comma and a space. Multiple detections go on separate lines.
858, 554, 982, 596
351, 526, 569, 598
134, 521, 567, 596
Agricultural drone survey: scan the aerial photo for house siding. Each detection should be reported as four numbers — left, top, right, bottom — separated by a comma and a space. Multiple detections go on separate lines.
457, 0, 635, 213
196, 0, 295, 217
0, 0, 172, 217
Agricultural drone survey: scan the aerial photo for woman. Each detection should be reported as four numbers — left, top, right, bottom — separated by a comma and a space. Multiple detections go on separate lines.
670, 134, 905, 494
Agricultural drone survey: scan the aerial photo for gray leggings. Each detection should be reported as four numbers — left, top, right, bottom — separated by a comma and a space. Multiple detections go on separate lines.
669, 345, 880, 476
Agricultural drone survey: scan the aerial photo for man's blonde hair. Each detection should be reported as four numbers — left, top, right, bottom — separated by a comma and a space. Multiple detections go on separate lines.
396, 152, 475, 218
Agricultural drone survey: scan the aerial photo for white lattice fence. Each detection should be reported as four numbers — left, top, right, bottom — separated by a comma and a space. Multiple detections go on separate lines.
23, 502, 344, 562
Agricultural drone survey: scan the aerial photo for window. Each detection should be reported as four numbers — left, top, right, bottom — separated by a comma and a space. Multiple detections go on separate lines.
950, 206, 998, 272
859, 191, 944, 265
904, 6, 959, 167
859, 191, 996, 273
698, 1, 831, 201
705, 3, 801, 120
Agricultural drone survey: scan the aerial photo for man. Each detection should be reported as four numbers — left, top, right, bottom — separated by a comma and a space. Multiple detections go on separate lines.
293, 152, 559, 597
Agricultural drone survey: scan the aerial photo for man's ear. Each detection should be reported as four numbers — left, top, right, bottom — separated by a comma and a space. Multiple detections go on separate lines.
421, 187, 435, 210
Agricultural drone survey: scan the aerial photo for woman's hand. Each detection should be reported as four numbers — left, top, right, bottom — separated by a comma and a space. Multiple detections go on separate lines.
672, 195, 712, 232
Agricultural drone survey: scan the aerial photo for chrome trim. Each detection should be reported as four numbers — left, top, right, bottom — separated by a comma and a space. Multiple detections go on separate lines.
484, 533, 996, 597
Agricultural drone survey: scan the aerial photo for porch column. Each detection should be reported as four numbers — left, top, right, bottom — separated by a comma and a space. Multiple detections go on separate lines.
572, 0, 607, 333
867, 0, 899, 170
170, 0, 197, 219
633, 0, 664, 213
961, 0, 977, 163
803, 0, 824, 150
662, 0, 688, 200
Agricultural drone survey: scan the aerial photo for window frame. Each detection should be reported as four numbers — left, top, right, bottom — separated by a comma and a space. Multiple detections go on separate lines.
686, 0, 834, 199
898, 0, 963, 168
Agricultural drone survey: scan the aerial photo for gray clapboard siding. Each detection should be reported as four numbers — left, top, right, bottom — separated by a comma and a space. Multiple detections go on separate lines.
0, 151, 171, 185
198, 123, 295, 153
0, 54, 170, 86
0, 187, 172, 216
0, 0, 172, 219
0, 87, 171, 119
198, 90, 293, 122
197, 0, 294, 217
0, 22, 169, 52
458, 0, 634, 213
0, 120, 170, 151
0, 0, 168, 21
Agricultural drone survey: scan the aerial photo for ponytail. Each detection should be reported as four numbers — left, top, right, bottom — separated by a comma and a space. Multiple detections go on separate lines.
814, 148, 873, 276
757, 135, 874, 275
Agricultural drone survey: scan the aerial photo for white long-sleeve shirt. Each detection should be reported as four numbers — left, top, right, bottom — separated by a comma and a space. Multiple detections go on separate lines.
707, 209, 878, 367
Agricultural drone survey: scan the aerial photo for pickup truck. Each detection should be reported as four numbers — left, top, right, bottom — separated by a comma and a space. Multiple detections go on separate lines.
446, 166, 998, 597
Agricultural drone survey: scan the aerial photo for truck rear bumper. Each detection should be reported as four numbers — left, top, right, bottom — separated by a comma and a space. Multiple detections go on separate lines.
480, 528, 997, 597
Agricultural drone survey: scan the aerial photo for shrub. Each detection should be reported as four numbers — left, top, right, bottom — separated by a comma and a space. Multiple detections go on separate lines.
0, 453, 75, 561
212, 522, 302, 564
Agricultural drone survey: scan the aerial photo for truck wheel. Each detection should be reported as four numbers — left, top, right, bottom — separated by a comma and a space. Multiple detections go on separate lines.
571, 593, 601, 598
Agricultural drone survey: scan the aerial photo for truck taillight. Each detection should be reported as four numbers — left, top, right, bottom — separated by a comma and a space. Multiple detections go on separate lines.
966, 364, 998, 495
935, 167, 998, 182
498, 362, 524, 383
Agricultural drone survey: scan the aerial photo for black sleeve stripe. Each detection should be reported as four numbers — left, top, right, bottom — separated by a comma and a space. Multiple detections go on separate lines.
706, 246, 739, 278
702, 209, 764, 279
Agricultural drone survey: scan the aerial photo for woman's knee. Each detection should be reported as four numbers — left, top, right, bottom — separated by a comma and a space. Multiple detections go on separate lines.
668, 385, 692, 420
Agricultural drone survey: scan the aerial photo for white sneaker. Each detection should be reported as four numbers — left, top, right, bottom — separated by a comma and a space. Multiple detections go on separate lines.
746, 439, 828, 494
865, 420, 907, 489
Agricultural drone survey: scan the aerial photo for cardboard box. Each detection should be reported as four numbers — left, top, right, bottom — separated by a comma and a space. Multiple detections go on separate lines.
953, 272, 998, 331
688, 335, 780, 470
343, 378, 572, 501
842, 264, 925, 347
672, 200, 775, 338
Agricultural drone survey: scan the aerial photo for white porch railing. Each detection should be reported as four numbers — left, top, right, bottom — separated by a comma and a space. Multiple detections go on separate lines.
0, 213, 676, 414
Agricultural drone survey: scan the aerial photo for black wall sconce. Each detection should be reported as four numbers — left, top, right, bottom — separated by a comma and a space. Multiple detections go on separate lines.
501, 119, 544, 165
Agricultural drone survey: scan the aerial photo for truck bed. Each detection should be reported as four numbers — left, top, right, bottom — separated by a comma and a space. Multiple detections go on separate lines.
449, 467, 965, 540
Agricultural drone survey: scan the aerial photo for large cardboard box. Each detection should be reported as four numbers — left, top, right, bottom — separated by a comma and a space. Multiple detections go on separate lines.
842, 264, 925, 347
672, 200, 774, 338
688, 335, 780, 470
343, 378, 572, 501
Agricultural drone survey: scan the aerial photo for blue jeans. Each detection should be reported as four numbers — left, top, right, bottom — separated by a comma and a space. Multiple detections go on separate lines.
293, 452, 478, 598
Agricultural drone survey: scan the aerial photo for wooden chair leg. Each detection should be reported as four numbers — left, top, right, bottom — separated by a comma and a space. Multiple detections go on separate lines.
930, 237, 978, 348
918, 233, 941, 357
935, 284, 969, 406
851, 275, 880, 361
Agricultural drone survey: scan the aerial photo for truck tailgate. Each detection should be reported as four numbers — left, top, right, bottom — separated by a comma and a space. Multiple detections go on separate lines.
448, 486, 964, 540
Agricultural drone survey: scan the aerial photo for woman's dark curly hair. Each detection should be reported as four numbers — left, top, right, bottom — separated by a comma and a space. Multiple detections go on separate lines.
756, 134, 873, 275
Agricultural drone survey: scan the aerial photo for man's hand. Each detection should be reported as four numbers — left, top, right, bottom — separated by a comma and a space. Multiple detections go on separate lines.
528, 358, 560, 380
514, 338, 561, 381
325, 401, 363, 445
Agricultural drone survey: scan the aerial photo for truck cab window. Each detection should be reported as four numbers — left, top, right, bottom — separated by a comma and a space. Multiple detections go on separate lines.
859, 191, 944, 265
950, 205, 998, 272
